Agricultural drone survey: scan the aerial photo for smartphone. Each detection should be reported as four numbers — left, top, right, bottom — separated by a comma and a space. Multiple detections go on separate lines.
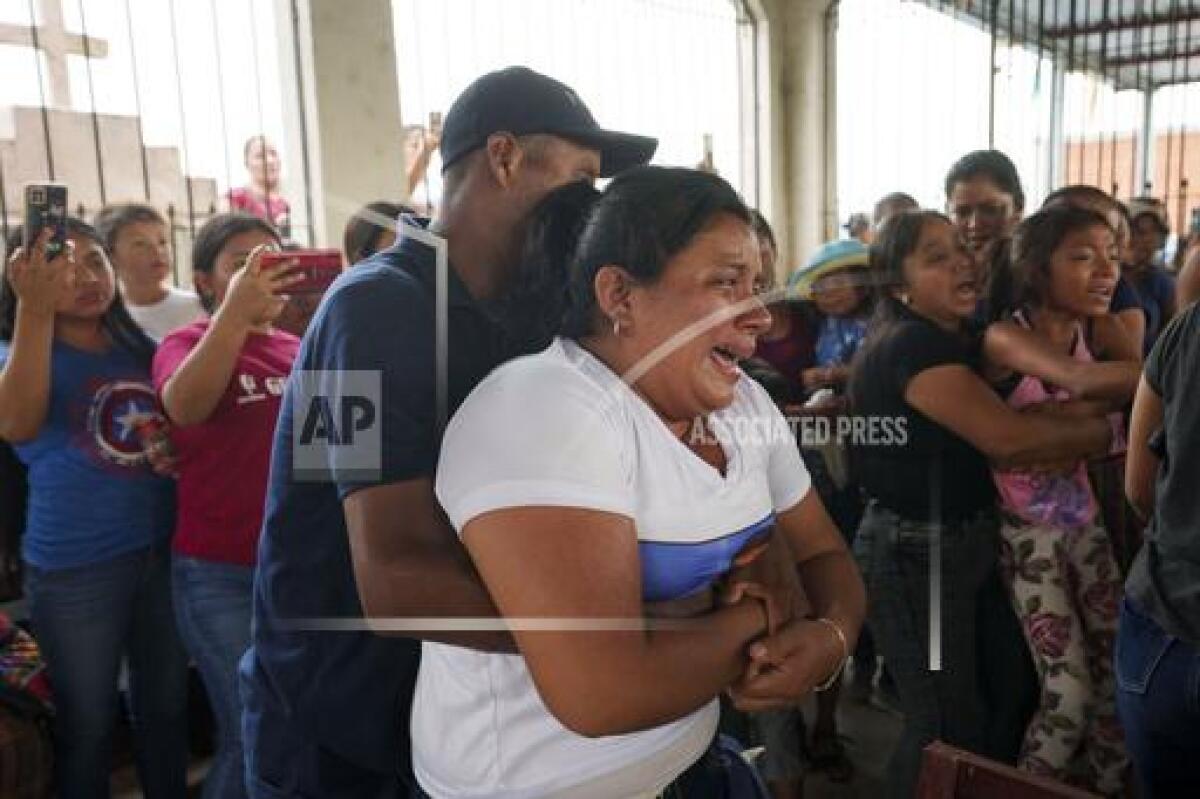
260, 248, 343, 295
23, 183, 68, 259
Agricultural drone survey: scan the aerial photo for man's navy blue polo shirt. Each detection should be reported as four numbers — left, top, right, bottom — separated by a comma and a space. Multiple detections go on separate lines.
240, 223, 510, 781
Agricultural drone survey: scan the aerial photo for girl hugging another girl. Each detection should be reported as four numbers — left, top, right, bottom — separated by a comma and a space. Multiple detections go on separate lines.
983, 205, 1137, 794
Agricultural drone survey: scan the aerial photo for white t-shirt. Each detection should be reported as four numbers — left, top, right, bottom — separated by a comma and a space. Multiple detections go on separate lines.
417, 337, 811, 798
126, 287, 204, 341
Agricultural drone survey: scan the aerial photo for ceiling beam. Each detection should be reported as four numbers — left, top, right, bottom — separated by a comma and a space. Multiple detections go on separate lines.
1104, 45, 1200, 68
1044, 9, 1200, 39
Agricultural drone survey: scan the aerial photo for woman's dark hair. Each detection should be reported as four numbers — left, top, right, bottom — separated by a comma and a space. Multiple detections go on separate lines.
1117, 200, 1134, 228
1010, 205, 1113, 308
863, 210, 953, 329
1041, 184, 1114, 212
944, 149, 1025, 213
191, 213, 281, 313
243, 134, 270, 162
869, 210, 949, 294
343, 200, 414, 265
873, 192, 919, 225
493, 167, 753, 352
750, 209, 777, 252
1, 218, 155, 368
93, 202, 167, 254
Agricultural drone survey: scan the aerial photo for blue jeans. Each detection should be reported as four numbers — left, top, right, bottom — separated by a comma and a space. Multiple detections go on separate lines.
1115, 598, 1200, 797
24, 540, 189, 799
173, 555, 254, 799
852, 502, 997, 799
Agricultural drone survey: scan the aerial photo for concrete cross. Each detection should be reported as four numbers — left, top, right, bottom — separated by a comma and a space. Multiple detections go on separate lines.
0, 0, 109, 108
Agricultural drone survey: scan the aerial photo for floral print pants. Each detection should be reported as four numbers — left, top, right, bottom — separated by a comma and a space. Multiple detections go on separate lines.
999, 517, 1129, 795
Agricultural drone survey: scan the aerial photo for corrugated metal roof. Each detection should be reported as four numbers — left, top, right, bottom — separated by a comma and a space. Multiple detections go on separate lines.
913, 0, 1200, 90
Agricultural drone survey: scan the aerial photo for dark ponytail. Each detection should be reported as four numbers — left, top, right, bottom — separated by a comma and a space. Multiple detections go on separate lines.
491, 180, 601, 353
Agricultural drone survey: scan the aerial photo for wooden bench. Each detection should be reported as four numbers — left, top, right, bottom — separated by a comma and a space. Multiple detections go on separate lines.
916, 741, 1100, 799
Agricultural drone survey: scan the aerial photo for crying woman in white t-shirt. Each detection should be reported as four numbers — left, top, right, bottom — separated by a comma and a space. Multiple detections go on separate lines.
418, 167, 867, 799
94, 202, 203, 341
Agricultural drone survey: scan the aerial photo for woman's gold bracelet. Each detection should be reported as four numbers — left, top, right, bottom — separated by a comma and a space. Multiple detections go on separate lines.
813, 617, 849, 692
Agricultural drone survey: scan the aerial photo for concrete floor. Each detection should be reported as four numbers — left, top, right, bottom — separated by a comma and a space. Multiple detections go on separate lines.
801, 688, 903, 798
114, 679, 905, 798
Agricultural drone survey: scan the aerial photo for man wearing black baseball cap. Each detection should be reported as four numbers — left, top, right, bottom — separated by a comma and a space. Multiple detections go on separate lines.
240, 67, 655, 798
439, 66, 656, 177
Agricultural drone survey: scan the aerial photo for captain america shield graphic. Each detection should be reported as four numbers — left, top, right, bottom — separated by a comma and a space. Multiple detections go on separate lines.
86, 380, 163, 468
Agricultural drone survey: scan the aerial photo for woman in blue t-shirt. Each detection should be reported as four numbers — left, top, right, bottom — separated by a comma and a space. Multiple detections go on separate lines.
0, 219, 188, 798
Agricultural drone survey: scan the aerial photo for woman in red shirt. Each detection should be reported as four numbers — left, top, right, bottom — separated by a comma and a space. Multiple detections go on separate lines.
227, 136, 291, 236
153, 213, 302, 799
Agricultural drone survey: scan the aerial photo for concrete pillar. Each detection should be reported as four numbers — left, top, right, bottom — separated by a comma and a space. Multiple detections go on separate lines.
758, 0, 837, 276
1047, 60, 1066, 194
1139, 87, 1155, 195
275, 0, 405, 248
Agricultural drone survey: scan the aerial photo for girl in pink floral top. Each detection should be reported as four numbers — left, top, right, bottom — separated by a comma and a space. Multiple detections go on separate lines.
983, 205, 1139, 795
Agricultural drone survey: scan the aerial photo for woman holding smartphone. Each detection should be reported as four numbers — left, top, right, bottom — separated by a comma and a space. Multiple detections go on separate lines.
0, 219, 188, 798
153, 213, 302, 799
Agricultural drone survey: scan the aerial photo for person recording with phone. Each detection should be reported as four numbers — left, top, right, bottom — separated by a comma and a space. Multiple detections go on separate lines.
268, 246, 343, 339
1, 208, 188, 798
404, 112, 443, 210
152, 213, 303, 799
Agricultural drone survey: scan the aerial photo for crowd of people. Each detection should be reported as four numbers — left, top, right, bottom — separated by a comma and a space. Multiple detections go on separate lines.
0, 63, 1198, 799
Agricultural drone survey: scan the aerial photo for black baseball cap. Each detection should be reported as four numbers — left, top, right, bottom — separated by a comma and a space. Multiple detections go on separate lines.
439, 66, 657, 177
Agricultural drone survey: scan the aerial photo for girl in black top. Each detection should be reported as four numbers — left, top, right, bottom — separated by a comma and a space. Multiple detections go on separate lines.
849, 211, 1112, 798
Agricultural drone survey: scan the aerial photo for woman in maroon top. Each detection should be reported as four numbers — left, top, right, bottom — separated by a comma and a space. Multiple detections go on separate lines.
152, 213, 302, 799
749, 211, 817, 406
227, 136, 291, 236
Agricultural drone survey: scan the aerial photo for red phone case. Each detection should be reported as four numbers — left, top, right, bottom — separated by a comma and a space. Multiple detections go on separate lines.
260, 249, 343, 294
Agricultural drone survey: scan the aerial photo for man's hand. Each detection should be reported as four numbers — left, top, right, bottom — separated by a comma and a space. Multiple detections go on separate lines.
726, 618, 844, 713
719, 532, 806, 632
